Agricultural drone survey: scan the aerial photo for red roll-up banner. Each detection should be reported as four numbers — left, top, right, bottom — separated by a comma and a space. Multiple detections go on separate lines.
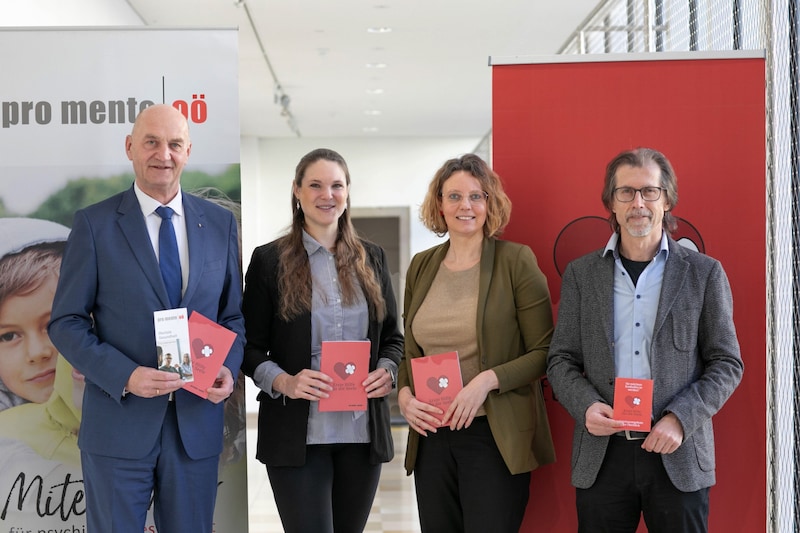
492, 52, 765, 532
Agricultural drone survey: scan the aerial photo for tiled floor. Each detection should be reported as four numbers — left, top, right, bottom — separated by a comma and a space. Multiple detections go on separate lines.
246, 416, 422, 533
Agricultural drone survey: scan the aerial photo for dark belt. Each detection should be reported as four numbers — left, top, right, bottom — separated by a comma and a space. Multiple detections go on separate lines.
614, 430, 648, 440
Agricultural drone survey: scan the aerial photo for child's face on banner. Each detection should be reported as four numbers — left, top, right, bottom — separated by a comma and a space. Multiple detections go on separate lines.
0, 274, 59, 403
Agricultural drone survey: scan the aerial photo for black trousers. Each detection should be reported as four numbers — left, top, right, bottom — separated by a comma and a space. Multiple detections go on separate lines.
266, 443, 381, 533
576, 437, 710, 533
413, 416, 531, 533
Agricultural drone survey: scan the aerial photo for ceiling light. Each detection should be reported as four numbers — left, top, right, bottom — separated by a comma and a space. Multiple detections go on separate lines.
365, 62, 387, 69
238, 0, 300, 137
366, 88, 384, 95
363, 126, 379, 133
363, 109, 382, 116
367, 27, 392, 33
273, 84, 300, 137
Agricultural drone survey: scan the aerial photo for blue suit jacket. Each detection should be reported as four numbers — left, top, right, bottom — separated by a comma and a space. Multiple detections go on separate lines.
49, 185, 245, 461
546, 236, 743, 492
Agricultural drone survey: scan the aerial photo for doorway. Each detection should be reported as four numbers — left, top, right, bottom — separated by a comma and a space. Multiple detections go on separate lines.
351, 206, 409, 424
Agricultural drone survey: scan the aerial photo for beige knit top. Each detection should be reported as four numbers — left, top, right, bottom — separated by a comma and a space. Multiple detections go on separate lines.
410, 261, 486, 418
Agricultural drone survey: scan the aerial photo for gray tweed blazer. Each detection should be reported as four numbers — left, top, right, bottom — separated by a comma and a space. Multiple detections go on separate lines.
546, 236, 743, 492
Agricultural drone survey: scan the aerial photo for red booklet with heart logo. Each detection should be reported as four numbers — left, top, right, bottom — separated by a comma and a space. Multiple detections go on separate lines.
319, 340, 371, 412
410, 351, 463, 427
612, 377, 654, 431
183, 310, 238, 399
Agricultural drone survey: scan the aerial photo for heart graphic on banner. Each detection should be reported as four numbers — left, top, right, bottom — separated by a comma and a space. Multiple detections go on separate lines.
624, 395, 641, 409
334, 362, 355, 380
192, 337, 214, 358
426, 375, 448, 394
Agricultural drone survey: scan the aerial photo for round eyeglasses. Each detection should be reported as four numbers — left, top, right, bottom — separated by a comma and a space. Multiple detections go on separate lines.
613, 186, 666, 202
441, 191, 488, 204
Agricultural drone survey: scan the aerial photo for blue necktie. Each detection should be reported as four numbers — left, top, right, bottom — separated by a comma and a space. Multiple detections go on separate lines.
156, 206, 182, 307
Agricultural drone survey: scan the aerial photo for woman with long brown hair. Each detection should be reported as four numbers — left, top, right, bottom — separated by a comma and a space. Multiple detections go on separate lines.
242, 148, 403, 533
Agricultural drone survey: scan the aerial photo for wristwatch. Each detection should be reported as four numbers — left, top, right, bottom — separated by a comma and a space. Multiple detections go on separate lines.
386, 367, 397, 389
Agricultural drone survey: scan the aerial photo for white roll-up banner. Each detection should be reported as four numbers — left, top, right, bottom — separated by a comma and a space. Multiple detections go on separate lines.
0, 27, 248, 532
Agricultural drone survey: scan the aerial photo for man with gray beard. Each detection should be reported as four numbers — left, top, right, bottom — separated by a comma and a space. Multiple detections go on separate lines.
546, 147, 743, 533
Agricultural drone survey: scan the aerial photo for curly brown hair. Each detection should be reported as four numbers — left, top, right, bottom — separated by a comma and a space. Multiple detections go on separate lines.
419, 153, 512, 238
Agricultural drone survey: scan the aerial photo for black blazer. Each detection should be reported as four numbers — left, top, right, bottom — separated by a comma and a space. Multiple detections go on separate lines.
242, 238, 403, 466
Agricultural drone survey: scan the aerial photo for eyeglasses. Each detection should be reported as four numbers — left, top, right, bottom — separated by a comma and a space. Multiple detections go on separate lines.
441, 191, 489, 204
613, 186, 666, 202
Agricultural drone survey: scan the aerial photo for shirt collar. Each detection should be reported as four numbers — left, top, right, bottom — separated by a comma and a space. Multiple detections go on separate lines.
602, 231, 670, 260
301, 229, 327, 256
134, 182, 184, 218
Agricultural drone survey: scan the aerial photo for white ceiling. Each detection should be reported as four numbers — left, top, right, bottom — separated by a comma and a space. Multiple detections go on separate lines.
126, 0, 599, 139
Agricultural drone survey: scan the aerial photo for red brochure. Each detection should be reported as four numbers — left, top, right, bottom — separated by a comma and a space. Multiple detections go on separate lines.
318, 340, 371, 412
612, 377, 654, 431
410, 351, 463, 427
183, 311, 237, 399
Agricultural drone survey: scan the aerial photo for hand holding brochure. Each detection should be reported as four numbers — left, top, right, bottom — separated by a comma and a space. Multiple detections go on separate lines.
184, 311, 237, 399
612, 377, 654, 431
318, 340, 371, 412
153, 308, 192, 382
410, 351, 463, 427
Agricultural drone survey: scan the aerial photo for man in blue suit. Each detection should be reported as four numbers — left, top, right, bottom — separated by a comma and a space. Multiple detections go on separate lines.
48, 104, 245, 533
547, 148, 743, 533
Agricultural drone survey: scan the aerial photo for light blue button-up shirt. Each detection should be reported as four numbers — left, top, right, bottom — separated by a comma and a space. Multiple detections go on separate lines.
602, 231, 669, 379
304, 232, 370, 444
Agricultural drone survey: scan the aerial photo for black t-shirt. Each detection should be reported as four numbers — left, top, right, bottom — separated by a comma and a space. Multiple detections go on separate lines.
620, 255, 650, 287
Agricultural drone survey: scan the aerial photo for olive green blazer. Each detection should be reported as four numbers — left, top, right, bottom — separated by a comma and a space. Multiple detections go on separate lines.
398, 238, 556, 475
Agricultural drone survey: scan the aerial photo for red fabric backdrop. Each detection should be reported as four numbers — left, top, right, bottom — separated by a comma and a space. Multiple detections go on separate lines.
491, 54, 766, 532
